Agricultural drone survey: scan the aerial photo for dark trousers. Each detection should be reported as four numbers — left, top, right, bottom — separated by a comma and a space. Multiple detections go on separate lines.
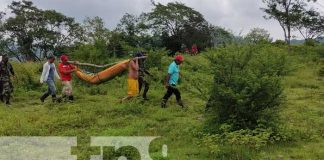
162, 86, 181, 101
0, 80, 11, 104
138, 77, 149, 98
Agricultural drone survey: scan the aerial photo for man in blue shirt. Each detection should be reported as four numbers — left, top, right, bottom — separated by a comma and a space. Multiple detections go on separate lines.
161, 55, 185, 108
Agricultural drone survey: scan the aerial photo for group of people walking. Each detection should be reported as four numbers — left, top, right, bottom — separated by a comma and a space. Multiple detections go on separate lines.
122, 53, 185, 108
0, 52, 185, 108
39, 54, 76, 103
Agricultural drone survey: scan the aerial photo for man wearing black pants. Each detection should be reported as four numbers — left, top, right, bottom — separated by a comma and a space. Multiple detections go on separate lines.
161, 55, 184, 108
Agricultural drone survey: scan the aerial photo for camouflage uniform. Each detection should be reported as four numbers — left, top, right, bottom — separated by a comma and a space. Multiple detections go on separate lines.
136, 52, 151, 100
0, 56, 15, 105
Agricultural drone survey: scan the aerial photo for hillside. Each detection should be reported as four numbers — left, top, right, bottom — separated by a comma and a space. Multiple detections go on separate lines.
0, 47, 323, 159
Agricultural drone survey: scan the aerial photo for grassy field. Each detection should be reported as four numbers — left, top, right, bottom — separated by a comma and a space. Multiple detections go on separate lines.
0, 48, 323, 159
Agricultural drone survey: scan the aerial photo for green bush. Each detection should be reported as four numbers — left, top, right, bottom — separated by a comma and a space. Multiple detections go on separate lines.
304, 38, 317, 46
202, 124, 272, 150
145, 49, 164, 70
206, 44, 288, 130
12, 62, 42, 91
200, 122, 296, 158
71, 40, 111, 64
272, 40, 287, 46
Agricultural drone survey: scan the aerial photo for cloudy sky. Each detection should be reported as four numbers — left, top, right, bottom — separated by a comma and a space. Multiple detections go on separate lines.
1, 0, 323, 40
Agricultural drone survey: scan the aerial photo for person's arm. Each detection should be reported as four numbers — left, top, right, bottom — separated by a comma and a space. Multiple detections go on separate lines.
61, 66, 76, 74
131, 59, 139, 71
40, 63, 48, 83
164, 74, 171, 88
54, 65, 61, 80
9, 63, 15, 76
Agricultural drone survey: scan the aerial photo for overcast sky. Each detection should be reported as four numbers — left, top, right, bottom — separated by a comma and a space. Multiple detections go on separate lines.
1, 0, 323, 40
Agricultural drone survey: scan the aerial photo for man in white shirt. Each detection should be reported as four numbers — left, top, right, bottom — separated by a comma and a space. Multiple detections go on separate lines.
40, 54, 61, 103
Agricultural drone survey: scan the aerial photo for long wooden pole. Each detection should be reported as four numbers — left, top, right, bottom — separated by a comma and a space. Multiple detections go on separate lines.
67, 56, 147, 68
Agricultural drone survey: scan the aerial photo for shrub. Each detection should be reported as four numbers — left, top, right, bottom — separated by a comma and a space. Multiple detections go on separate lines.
145, 49, 164, 70
71, 40, 111, 64
272, 40, 287, 46
202, 124, 272, 150
12, 62, 42, 91
206, 44, 288, 130
304, 38, 317, 46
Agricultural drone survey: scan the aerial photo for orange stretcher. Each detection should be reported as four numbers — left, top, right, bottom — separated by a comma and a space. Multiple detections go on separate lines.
75, 59, 130, 84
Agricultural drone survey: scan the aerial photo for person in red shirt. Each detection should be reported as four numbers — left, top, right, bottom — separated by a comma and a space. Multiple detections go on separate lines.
58, 54, 76, 101
192, 44, 198, 55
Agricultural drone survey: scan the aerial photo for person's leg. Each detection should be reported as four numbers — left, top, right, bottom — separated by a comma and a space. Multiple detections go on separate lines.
173, 88, 184, 107
123, 79, 138, 102
61, 81, 72, 101
161, 86, 173, 108
142, 80, 150, 100
40, 84, 50, 103
127, 78, 139, 97
0, 81, 4, 103
67, 81, 74, 101
138, 77, 144, 94
61, 81, 67, 100
47, 80, 57, 102
2, 81, 11, 105
9, 81, 13, 93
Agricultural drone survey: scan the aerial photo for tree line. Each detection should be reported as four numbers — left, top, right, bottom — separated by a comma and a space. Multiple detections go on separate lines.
0, 0, 323, 61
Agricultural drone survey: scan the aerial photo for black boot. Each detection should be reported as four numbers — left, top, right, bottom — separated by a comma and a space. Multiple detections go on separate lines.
62, 95, 67, 101
52, 95, 57, 103
143, 96, 149, 101
68, 95, 74, 101
161, 99, 167, 108
143, 82, 149, 100
177, 100, 185, 108
5, 96, 11, 106
0, 95, 4, 103
40, 93, 49, 103
5, 100, 11, 106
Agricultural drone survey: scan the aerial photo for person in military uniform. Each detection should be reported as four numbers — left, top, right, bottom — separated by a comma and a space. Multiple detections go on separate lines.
136, 52, 153, 100
0, 54, 15, 106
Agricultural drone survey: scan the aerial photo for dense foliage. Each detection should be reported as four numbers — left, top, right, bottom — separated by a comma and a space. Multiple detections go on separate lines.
206, 45, 289, 130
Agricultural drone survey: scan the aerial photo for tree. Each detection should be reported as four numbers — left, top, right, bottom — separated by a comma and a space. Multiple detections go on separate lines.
295, 9, 324, 40
209, 25, 233, 47
245, 28, 272, 44
0, 11, 24, 61
0, 12, 7, 54
35, 10, 83, 58
3, 0, 82, 61
148, 2, 211, 52
116, 13, 150, 48
106, 31, 127, 57
82, 16, 110, 43
261, 0, 317, 44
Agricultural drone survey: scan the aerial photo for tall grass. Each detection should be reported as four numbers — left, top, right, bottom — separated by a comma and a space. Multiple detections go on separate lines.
0, 45, 323, 159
